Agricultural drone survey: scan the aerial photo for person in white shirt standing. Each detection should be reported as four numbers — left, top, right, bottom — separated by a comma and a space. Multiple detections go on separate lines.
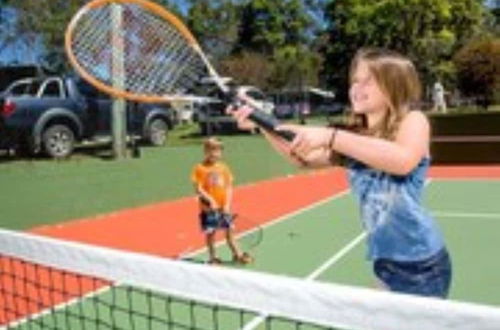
432, 80, 447, 113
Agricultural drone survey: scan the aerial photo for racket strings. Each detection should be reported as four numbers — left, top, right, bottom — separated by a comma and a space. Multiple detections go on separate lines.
235, 214, 264, 252
118, 6, 205, 94
74, 9, 114, 78
70, 3, 207, 97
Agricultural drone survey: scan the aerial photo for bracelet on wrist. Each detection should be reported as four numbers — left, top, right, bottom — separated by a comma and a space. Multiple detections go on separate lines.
328, 128, 337, 149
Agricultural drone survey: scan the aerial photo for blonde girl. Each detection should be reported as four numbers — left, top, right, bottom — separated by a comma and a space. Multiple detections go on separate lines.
231, 48, 451, 298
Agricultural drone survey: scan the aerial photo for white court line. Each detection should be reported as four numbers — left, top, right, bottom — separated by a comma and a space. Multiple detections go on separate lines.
306, 231, 367, 281
241, 231, 367, 330
3, 282, 116, 329
239, 179, 438, 329
182, 187, 359, 329
431, 177, 500, 182
428, 179, 500, 219
181, 189, 351, 259
433, 211, 500, 219
5, 190, 353, 328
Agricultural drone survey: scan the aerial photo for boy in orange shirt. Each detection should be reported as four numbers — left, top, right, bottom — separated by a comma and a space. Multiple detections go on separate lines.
191, 137, 253, 265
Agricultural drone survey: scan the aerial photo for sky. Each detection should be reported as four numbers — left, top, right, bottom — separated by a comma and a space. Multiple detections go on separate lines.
486, 0, 498, 8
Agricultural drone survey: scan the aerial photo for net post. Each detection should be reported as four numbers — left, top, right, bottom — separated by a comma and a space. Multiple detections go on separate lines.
110, 3, 128, 160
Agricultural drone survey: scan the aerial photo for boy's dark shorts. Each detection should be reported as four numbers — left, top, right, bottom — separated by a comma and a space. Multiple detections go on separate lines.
199, 210, 233, 233
374, 248, 452, 298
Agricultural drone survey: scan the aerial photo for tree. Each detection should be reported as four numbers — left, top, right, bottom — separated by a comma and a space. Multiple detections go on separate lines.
219, 51, 273, 88
186, 0, 240, 60
323, 0, 488, 100
237, 0, 327, 90
185, 0, 326, 91
453, 37, 500, 109
269, 45, 323, 90
238, 0, 313, 54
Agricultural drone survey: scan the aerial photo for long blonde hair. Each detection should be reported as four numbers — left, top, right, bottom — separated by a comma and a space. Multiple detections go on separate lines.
348, 48, 422, 139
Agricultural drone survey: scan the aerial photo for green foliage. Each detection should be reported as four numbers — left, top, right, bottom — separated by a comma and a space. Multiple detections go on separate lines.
453, 36, 500, 109
323, 0, 488, 100
186, 0, 240, 60
219, 50, 274, 88
186, 0, 325, 91
238, 0, 313, 54
218, 44, 323, 91
269, 45, 323, 90
1, 0, 495, 102
494, 7, 500, 25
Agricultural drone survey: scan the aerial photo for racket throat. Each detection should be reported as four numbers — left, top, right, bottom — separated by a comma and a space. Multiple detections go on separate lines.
224, 87, 295, 141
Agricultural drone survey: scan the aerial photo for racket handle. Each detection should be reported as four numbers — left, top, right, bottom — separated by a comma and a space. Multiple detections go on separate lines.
233, 100, 295, 142
224, 86, 295, 141
247, 110, 296, 141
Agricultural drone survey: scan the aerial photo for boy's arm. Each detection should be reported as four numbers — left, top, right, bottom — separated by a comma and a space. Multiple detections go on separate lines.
223, 185, 232, 214
192, 165, 216, 209
194, 183, 217, 209
222, 165, 233, 213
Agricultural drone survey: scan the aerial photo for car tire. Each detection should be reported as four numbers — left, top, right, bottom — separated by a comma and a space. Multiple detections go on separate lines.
146, 117, 168, 146
42, 124, 75, 159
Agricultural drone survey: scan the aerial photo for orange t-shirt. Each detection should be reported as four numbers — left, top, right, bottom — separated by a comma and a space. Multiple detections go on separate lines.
191, 161, 233, 209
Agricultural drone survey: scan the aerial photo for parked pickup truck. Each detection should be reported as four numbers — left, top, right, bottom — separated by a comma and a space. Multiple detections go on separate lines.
0, 75, 176, 158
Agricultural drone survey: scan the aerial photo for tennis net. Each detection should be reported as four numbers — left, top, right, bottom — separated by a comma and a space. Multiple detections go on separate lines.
1, 229, 499, 330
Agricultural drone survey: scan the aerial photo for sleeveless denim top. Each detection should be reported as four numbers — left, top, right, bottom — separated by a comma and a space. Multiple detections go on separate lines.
346, 157, 444, 262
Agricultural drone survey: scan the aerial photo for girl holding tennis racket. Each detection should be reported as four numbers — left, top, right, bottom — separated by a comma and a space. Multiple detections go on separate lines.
63, 2, 448, 294
231, 48, 452, 298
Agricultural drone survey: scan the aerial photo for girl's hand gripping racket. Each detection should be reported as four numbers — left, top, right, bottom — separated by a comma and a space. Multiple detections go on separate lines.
65, 0, 295, 141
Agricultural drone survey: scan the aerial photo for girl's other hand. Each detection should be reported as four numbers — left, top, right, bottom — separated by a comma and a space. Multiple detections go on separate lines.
277, 124, 332, 155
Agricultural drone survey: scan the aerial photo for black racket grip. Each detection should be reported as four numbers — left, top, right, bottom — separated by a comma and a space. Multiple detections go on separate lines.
247, 110, 296, 141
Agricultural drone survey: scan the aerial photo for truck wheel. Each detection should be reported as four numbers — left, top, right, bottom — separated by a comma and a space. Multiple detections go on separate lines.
42, 124, 75, 159
147, 118, 168, 146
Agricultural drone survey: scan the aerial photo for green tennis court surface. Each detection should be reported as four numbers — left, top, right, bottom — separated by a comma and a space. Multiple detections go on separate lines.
197, 179, 500, 306
3, 179, 500, 329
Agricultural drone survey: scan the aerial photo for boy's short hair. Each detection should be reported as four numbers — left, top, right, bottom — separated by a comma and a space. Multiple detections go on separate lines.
204, 137, 223, 150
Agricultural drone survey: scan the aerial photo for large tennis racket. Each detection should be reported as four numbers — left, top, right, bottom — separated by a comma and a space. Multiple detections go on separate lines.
65, 0, 294, 140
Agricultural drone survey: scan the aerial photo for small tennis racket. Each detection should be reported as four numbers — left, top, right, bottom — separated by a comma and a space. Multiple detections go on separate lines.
65, 0, 294, 141
198, 206, 264, 253
231, 213, 264, 253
